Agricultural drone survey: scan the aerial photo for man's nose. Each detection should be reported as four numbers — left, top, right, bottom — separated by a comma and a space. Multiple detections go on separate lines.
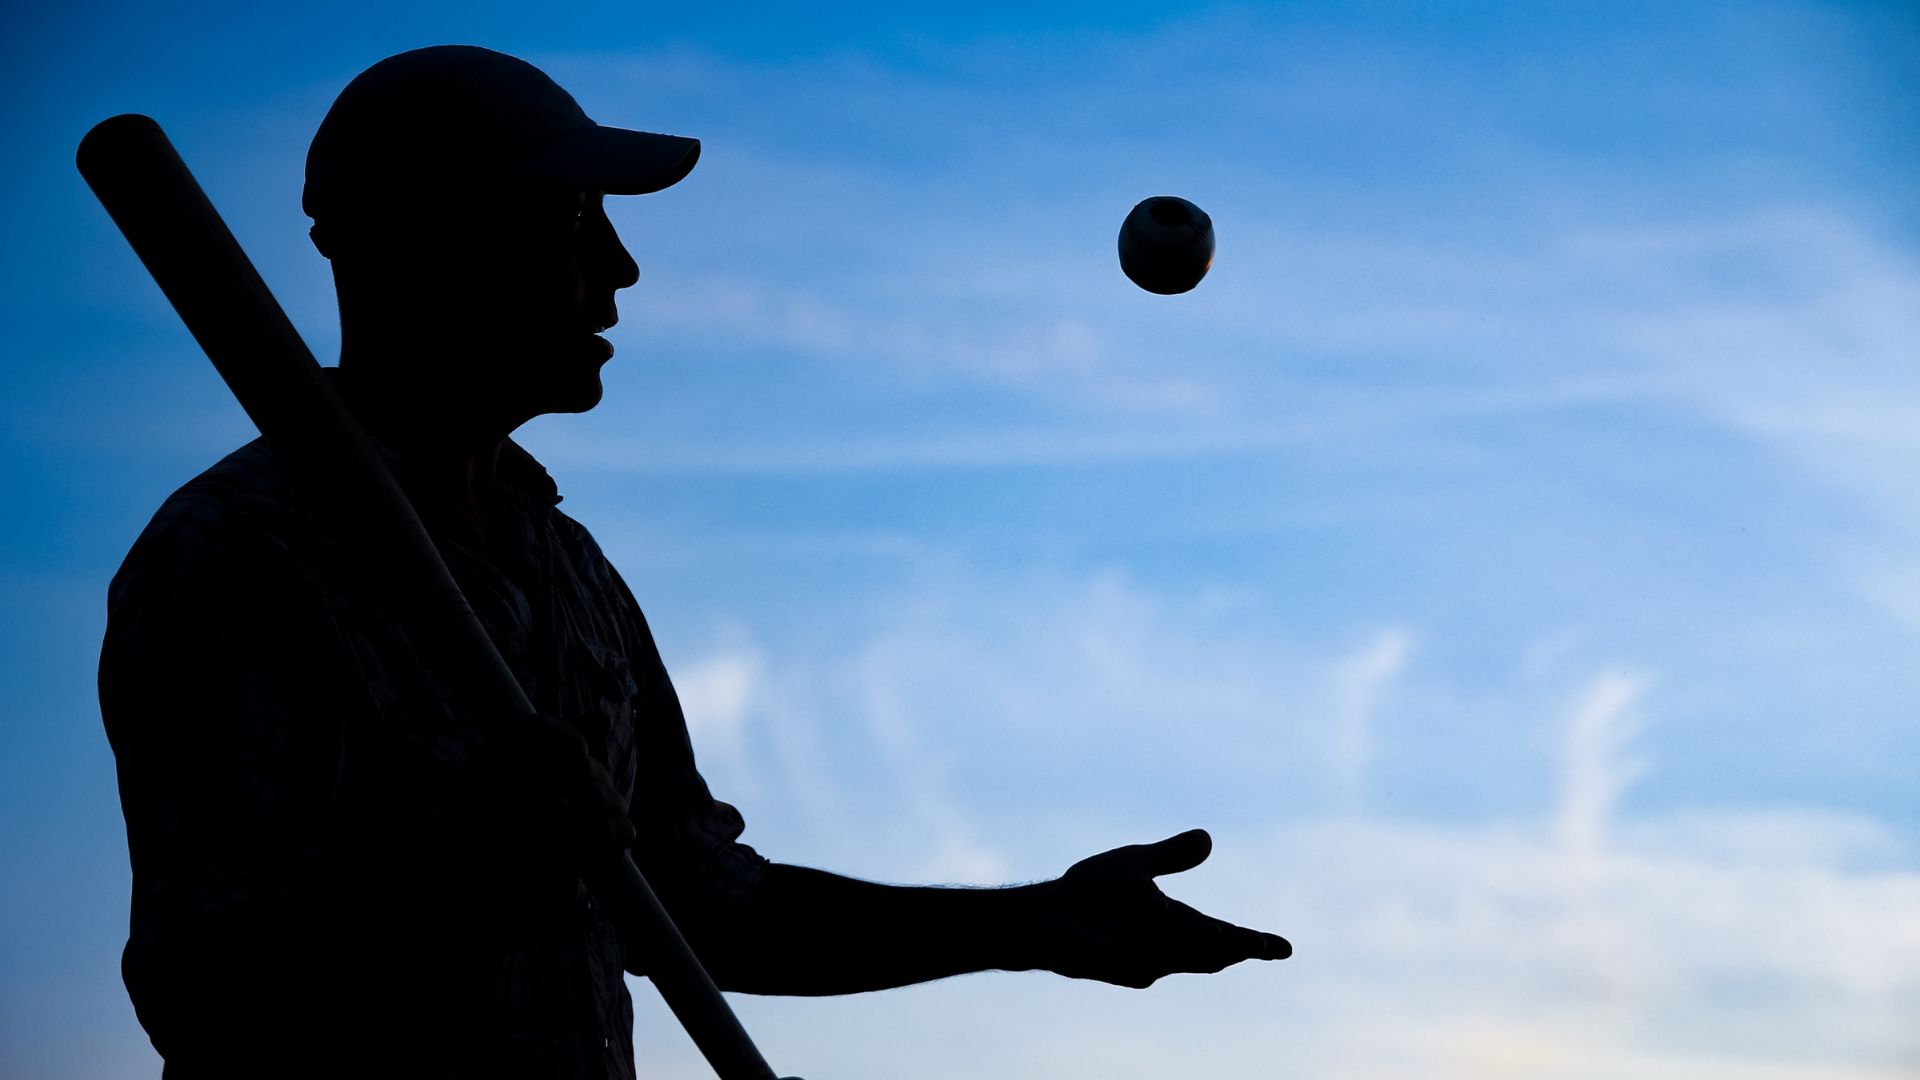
593, 215, 640, 290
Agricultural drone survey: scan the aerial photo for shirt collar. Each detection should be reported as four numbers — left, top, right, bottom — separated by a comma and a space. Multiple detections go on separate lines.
493, 437, 563, 511
323, 366, 564, 516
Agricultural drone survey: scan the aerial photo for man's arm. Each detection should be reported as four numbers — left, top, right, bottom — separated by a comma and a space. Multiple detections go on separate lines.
100, 482, 380, 1061
692, 863, 1042, 994
600, 564, 1287, 995
687, 830, 1290, 996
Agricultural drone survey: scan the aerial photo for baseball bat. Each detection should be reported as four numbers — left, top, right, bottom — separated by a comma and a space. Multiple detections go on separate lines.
77, 112, 795, 1080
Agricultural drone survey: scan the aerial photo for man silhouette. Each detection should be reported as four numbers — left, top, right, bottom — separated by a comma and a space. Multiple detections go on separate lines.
98, 45, 1289, 1079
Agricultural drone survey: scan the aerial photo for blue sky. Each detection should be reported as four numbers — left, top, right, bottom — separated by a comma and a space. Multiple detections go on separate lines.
4, 2, 1919, 1077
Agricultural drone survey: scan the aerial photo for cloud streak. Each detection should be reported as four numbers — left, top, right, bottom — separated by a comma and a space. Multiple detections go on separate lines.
631, 568, 1919, 1078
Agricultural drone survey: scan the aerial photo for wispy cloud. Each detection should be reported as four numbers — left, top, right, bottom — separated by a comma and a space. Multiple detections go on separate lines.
671, 645, 763, 765
1327, 629, 1413, 814
632, 569, 1919, 1077
1556, 670, 1649, 864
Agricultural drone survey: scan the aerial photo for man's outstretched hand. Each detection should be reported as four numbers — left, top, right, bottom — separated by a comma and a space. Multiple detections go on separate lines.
1026, 828, 1290, 989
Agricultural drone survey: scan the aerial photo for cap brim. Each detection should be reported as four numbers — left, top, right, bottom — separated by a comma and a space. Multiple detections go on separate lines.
517, 125, 700, 195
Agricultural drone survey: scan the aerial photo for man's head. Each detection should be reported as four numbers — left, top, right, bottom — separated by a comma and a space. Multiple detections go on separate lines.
305, 46, 698, 429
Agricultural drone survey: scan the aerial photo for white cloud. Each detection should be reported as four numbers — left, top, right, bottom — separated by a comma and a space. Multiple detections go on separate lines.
850, 638, 1009, 885
636, 811, 1920, 1080
1555, 670, 1649, 864
671, 647, 763, 764
1590, 210, 1920, 504
619, 565, 1920, 1078
1328, 628, 1413, 813
632, 600, 1918, 1078
1227, 809, 1920, 1079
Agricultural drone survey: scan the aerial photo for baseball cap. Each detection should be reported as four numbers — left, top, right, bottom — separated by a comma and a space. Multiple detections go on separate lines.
303, 45, 699, 241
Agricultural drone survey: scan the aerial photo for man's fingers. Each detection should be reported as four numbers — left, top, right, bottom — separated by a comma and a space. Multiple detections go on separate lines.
1143, 828, 1212, 877
1165, 902, 1292, 968
1180, 924, 1291, 974
1205, 916, 1289, 962
1246, 928, 1292, 960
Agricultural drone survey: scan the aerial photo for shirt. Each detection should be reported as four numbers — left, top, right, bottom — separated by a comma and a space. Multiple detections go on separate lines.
98, 399, 767, 1079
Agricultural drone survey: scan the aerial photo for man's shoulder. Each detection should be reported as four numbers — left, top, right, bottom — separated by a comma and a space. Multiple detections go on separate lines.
109, 439, 310, 601
145, 438, 304, 540
546, 504, 602, 553
497, 439, 609, 568
544, 503, 633, 598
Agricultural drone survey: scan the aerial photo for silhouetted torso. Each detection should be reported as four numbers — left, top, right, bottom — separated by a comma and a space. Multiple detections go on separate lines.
99, 384, 764, 1078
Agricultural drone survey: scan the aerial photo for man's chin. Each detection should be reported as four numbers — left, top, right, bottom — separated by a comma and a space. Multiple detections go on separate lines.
556, 335, 615, 412
534, 373, 606, 416
548, 382, 605, 414
527, 335, 614, 413
469, 334, 614, 420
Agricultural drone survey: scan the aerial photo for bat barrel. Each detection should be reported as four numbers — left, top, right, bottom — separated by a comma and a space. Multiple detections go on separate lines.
80, 114, 327, 466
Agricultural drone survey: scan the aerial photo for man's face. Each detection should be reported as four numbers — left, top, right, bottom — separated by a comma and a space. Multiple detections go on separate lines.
410, 178, 641, 420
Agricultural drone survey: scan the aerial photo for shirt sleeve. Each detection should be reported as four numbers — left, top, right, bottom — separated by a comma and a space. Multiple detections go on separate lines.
601, 563, 770, 955
99, 480, 362, 1055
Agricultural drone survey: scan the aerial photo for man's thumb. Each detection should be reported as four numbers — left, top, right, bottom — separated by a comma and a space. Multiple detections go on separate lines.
1144, 828, 1212, 877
